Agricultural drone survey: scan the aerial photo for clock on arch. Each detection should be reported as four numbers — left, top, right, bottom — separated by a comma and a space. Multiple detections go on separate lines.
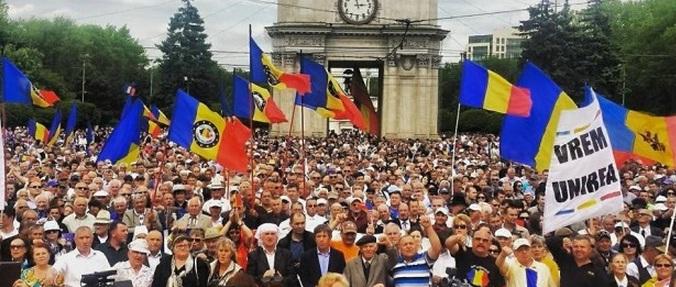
338, 0, 378, 25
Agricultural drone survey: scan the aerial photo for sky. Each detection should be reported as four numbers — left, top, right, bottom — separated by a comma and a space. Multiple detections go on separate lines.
6, 0, 588, 70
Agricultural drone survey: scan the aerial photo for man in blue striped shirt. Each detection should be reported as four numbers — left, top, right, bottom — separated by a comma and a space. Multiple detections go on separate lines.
391, 214, 442, 286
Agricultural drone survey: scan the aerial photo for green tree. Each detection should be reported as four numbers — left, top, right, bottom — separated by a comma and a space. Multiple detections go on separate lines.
604, 0, 676, 115
156, 0, 221, 112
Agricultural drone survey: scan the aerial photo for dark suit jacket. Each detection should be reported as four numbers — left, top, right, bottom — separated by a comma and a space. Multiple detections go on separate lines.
246, 246, 295, 286
630, 225, 664, 237
391, 218, 421, 233
151, 255, 210, 287
299, 248, 346, 287
608, 273, 640, 287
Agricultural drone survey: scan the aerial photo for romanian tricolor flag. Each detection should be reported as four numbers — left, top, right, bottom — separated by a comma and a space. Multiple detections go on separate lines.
466, 267, 490, 287
30, 88, 60, 108
2, 57, 59, 107
232, 75, 287, 124
294, 56, 346, 118
351, 68, 379, 136
591, 91, 676, 167
500, 62, 577, 171
168, 90, 251, 172
151, 105, 170, 126
250, 37, 311, 94
460, 60, 532, 117
98, 99, 143, 165
28, 119, 49, 143
65, 103, 78, 143
47, 110, 62, 146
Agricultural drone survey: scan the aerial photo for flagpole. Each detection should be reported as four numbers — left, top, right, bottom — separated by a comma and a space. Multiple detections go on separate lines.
248, 24, 256, 203
450, 102, 461, 195
288, 100, 296, 137
299, 50, 307, 194
666, 208, 676, 253
0, 103, 6, 216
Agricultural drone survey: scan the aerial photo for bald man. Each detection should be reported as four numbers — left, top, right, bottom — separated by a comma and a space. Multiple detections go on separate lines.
174, 198, 211, 231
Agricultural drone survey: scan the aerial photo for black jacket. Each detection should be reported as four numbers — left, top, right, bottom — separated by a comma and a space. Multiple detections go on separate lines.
151, 255, 210, 287
246, 246, 296, 286
298, 248, 346, 287
277, 231, 316, 257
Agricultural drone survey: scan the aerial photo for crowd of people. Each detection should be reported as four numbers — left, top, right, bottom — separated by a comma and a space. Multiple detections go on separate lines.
2, 125, 676, 287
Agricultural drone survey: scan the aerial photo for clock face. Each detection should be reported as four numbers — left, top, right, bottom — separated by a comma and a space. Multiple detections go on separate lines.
338, 0, 378, 25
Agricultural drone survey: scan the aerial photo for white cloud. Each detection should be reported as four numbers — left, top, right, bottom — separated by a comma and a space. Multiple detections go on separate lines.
7, 3, 35, 18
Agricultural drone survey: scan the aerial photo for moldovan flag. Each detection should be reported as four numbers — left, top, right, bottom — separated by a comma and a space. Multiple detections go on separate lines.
542, 87, 623, 234
47, 110, 62, 146
351, 68, 379, 136
590, 93, 676, 167
30, 88, 60, 108
331, 74, 366, 130
98, 99, 143, 165
168, 90, 251, 172
500, 62, 577, 171
294, 56, 346, 118
232, 75, 287, 123
460, 60, 532, 117
250, 37, 311, 94
28, 119, 49, 142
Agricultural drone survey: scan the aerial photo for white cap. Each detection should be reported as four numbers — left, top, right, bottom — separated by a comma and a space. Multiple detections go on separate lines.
128, 239, 150, 255
495, 228, 513, 238
387, 185, 402, 194
435, 208, 449, 216
280, 196, 290, 203
93, 190, 109, 197
654, 203, 669, 211
629, 185, 642, 191
347, 196, 363, 205
615, 222, 630, 229
656, 195, 667, 203
43, 220, 60, 231
207, 182, 225, 189
513, 238, 531, 250
317, 198, 328, 205
206, 200, 224, 210
468, 203, 481, 212
133, 225, 149, 238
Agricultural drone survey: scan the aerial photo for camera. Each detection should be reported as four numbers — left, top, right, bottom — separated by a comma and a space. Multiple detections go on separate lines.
80, 270, 117, 287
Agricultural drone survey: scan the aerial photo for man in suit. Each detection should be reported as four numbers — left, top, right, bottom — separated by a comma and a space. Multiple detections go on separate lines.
391, 203, 420, 234
343, 235, 390, 287
122, 195, 161, 238
299, 224, 346, 287
631, 209, 664, 238
246, 223, 296, 286
173, 197, 211, 231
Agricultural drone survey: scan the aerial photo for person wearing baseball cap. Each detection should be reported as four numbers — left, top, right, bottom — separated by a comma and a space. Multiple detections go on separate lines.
497, 238, 556, 287
112, 239, 153, 287
331, 221, 360, 262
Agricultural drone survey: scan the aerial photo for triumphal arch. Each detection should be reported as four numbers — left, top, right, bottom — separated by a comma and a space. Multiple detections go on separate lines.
267, 0, 448, 138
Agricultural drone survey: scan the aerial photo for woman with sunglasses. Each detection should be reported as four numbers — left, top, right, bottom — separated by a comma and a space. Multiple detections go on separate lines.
43, 221, 67, 262
452, 214, 472, 248
152, 235, 210, 287
12, 242, 56, 287
642, 254, 673, 287
618, 234, 642, 262
609, 253, 640, 287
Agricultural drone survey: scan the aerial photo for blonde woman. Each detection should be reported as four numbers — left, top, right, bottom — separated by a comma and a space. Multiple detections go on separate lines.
642, 254, 673, 287
207, 238, 255, 287
530, 235, 560, 286
317, 273, 350, 287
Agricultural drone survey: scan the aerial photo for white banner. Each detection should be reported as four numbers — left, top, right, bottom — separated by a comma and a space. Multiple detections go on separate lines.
0, 115, 5, 211
542, 89, 623, 234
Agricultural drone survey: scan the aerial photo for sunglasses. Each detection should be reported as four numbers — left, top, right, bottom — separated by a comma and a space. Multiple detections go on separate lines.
46, 230, 59, 234
188, 238, 202, 243
489, 249, 499, 254
655, 264, 672, 268
621, 243, 636, 248
453, 225, 467, 229
30, 185, 41, 188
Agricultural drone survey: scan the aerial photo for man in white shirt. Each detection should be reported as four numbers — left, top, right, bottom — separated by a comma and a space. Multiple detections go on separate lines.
53, 226, 111, 287
202, 182, 230, 213
113, 239, 153, 287
62, 197, 96, 232
497, 238, 556, 287
145, 230, 164, 271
